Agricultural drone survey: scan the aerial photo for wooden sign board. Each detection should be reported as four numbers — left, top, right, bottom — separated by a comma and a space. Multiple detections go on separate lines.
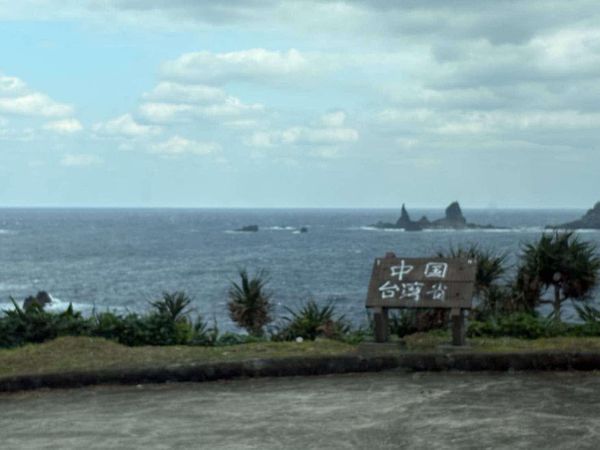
365, 253, 477, 345
366, 254, 477, 309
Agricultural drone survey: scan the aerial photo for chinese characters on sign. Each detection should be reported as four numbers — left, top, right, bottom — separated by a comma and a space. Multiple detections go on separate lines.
366, 254, 476, 344
378, 260, 449, 303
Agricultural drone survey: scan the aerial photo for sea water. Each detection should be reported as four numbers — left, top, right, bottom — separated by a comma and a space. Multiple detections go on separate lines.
0, 208, 598, 329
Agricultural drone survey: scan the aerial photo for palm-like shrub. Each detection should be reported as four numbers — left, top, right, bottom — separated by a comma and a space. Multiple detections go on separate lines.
437, 244, 509, 317
150, 291, 192, 322
437, 243, 507, 294
227, 269, 273, 337
517, 232, 600, 320
147, 291, 195, 345
277, 300, 350, 341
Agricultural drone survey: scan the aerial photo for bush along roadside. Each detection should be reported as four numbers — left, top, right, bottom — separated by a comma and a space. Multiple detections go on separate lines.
3, 232, 600, 350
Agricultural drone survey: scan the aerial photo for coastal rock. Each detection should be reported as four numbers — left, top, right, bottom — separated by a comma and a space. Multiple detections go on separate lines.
395, 204, 423, 231
372, 201, 498, 231
417, 216, 430, 227
23, 291, 52, 310
552, 202, 600, 229
430, 201, 467, 229
236, 225, 259, 232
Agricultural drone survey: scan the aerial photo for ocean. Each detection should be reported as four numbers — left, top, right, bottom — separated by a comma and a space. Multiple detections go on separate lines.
1, 208, 598, 329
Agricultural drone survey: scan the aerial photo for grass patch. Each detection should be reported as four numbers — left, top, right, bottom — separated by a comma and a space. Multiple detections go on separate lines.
401, 331, 600, 352
5, 334, 600, 381
0, 336, 356, 379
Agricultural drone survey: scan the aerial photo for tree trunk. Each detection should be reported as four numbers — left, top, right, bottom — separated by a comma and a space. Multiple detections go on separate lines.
553, 284, 562, 321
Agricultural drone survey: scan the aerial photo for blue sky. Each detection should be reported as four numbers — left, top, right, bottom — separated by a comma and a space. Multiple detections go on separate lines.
1, 1, 600, 208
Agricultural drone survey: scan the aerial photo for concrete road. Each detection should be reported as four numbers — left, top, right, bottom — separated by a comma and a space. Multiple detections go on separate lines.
1, 371, 600, 449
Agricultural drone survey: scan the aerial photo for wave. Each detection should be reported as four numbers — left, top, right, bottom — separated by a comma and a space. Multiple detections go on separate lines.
0, 293, 101, 315
553, 228, 600, 234
0, 229, 15, 235
421, 227, 544, 233
45, 294, 94, 313
223, 230, 256, 234
355, 226, 573, 233
265, 226, 296, 231
355, 226, 405, 232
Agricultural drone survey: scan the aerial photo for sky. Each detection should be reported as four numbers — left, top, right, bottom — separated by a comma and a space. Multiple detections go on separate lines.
1, 0, 599, 208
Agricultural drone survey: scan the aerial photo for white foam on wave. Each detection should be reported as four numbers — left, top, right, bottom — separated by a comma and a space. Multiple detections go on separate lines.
265, 226, 296, 231
45, 294, 94, 313
0, 293, 99, 314
0, 229, 15, 235
355, 226, 405, 232
421, 226, 547, 233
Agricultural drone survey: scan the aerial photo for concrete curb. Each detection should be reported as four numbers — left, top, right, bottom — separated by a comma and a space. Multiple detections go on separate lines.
2, 351, 600, 393
0, 355, 398, 393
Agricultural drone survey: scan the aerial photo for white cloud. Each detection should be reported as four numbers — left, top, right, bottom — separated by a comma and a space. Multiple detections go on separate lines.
321, 111, 346, 128
143, 82, 226, 104
0, 74, 73, 117
223, 119, 263, 129
60, 154, 103, 167
150, 135, 220, 156
43, 118, 83, 134
139, 96, 263, 123
138, 103, 193, 123
0, 75, 27, 96
0, 92, 73, 117
161, 48, 311, 84
93, 114, 161, 138
247, 111, 358, 149
139, 77, 264, 125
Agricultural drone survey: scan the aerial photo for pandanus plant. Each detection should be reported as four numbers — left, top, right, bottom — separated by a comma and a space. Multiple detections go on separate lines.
227, 269, 273, 337
517, 232, 600, 321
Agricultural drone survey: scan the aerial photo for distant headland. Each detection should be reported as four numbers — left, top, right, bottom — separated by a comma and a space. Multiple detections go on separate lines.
549, 202, 600, 229
372, 201, 496, 231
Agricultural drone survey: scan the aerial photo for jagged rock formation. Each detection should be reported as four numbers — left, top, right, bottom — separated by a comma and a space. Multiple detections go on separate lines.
429, 201, 468, 229
395, 204, 423, 231
551, 202, 600, 229
373, 201, 496, 231
373, 203, 422, 231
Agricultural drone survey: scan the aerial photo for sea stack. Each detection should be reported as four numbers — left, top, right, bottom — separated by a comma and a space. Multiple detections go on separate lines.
395, 204, 423, 231
430, 201, 467, 229
372, 201, 496, 230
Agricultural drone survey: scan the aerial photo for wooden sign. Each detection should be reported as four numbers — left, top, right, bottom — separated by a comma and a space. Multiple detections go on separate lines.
366, 254, 477, 309
365, 252, 477, 345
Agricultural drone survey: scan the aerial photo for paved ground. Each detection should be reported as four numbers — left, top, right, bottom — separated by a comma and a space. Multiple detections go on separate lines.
1, 371, 600, 449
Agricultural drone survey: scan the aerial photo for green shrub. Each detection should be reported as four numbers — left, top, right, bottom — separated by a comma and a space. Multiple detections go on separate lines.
516, 232, 600, 320
190, 316, 218, 346
389, 310, 417, 338
90, 292, 197, 346
149, 291, 192, 322
0, 299, 91, 348
339, 328, 370, 345
276, 300, 350, 341
227, 269, 273, 337
467, 313, 570, 339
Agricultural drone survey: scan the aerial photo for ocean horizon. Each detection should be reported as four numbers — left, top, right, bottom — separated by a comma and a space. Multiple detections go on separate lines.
1, 207, 598, 330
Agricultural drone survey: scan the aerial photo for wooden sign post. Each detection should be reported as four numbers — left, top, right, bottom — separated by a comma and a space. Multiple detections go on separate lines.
365, 252, 477, 346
